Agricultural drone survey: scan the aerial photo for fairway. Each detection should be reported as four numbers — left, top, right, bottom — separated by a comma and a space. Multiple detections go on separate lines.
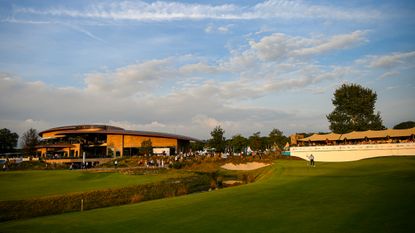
0, 169, 186, 201
1, 157, 415, 233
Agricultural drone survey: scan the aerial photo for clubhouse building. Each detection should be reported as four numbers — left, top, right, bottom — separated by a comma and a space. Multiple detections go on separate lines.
37, 125, 200, 158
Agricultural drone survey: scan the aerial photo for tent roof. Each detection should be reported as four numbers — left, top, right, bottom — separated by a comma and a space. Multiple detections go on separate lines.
299, 128, 415, 142
299, 132, 342, 142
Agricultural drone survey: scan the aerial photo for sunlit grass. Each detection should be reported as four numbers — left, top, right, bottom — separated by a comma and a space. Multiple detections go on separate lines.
0, 169, 186, 201
1, 157, 414, 233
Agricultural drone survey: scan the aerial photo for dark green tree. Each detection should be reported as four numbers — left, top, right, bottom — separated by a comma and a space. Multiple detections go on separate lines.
0, 128, 19, 154
230, 134, 248, 153
141, 139, 153, 155
209, 126, 226, 153
190, 141, 205, 152
327, 83, 385, 134
268, 128, 289, 150
20, 128, 39, 156
249, 132, 262, 152
393, 121, 415, 129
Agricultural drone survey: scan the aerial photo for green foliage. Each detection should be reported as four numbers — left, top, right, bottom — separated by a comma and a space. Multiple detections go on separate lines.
248, 132, 260, 151
6, 161, 52, 170
393, 121, 415, 129
140, 139, 153, 155
20, 128, 40, 156
268, 128, 289, 150
169, 161, 188, 169
0, 175, 211, 221
327, 83, 385, 133
190, 141, 205, 151
2, 157, 415, 233
229, 134, 248, 153
249, 132, 266, 151
208, 126, 226, 152
0, 128, 19, 154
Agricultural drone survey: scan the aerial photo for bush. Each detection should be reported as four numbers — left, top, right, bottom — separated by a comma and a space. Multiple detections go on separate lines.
169, 161, 188, 169
6, 161, 50, 170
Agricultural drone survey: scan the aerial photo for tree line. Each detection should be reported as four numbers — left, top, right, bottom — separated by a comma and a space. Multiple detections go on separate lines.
0, 128, 39, 156
1, 83, 415, 156
195, 126, 290, 154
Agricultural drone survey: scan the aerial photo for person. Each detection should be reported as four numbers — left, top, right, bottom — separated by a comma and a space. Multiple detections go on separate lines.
114, 160, 118, 168
2, 164, 6, 171
309, 154, 315, 167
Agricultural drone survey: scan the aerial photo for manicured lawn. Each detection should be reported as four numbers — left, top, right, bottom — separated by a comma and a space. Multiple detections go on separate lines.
1, 157, 415, 233
0, 169, 186, 201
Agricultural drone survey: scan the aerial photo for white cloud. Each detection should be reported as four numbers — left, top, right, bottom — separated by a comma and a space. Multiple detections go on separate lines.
2, 17, 105, 42
179, 62, 218, 74
14, 0, 380, 22
1, 29, 412, 139
252, 0, 380, 21
293, 31, 367, 56
378, 71, 400, 80
192, 114, 222, 129
205, 24, 232, 33
106, 120, 166, 131
85, 58, 174, 96
250, 31, 367, 61
204, 25, 214, 33
218, 26, 230, 33
2, 31, 358, 112
361, 51, 415, 68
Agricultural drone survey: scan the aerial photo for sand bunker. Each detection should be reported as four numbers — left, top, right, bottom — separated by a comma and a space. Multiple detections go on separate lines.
221, 162, 271, 171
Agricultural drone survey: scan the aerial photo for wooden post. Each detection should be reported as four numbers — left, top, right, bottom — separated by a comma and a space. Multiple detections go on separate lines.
81, 199, 84, 212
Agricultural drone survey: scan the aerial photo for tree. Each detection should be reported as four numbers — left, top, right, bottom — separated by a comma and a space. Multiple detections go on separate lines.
249, 132, 262, 152
141, 139, 153, 155
0, 128, 19, 154
20, 128, 40, 156
190, 141, 205, 152
268, 128, 289, 150
229, 134, 248, 153
393, 121, 415, 129
209, 126, 226, 153
327, 83, 385, 134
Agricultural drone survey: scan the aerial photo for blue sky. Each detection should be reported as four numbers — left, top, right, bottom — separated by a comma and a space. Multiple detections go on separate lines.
0, 0, 414, 139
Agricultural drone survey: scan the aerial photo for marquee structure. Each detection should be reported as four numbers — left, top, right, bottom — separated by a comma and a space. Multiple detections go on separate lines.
290, 128, 415, 162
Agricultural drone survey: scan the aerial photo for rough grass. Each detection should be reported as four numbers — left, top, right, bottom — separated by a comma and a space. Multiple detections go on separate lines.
1, 157, 415, 233
0, 169, 187, 201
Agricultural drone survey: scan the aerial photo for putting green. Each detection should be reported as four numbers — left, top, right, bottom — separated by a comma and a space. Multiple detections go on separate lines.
1, 157, 414, 233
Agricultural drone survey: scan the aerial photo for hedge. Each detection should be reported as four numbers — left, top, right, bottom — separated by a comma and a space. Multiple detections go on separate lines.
0, 174, 211, 222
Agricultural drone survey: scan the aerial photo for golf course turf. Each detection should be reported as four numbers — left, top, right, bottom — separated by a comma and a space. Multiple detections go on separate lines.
0, 169, 187, 201
1, 156, 414, 233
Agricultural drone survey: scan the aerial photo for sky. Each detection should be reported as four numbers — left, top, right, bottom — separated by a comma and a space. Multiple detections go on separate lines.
0, 0, 414, 140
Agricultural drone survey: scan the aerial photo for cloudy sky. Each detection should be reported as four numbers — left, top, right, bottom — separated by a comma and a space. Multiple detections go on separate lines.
0, 0, 414, 140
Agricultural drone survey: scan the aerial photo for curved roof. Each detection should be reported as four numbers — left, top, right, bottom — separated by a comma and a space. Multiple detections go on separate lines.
39, 124, 201, 142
